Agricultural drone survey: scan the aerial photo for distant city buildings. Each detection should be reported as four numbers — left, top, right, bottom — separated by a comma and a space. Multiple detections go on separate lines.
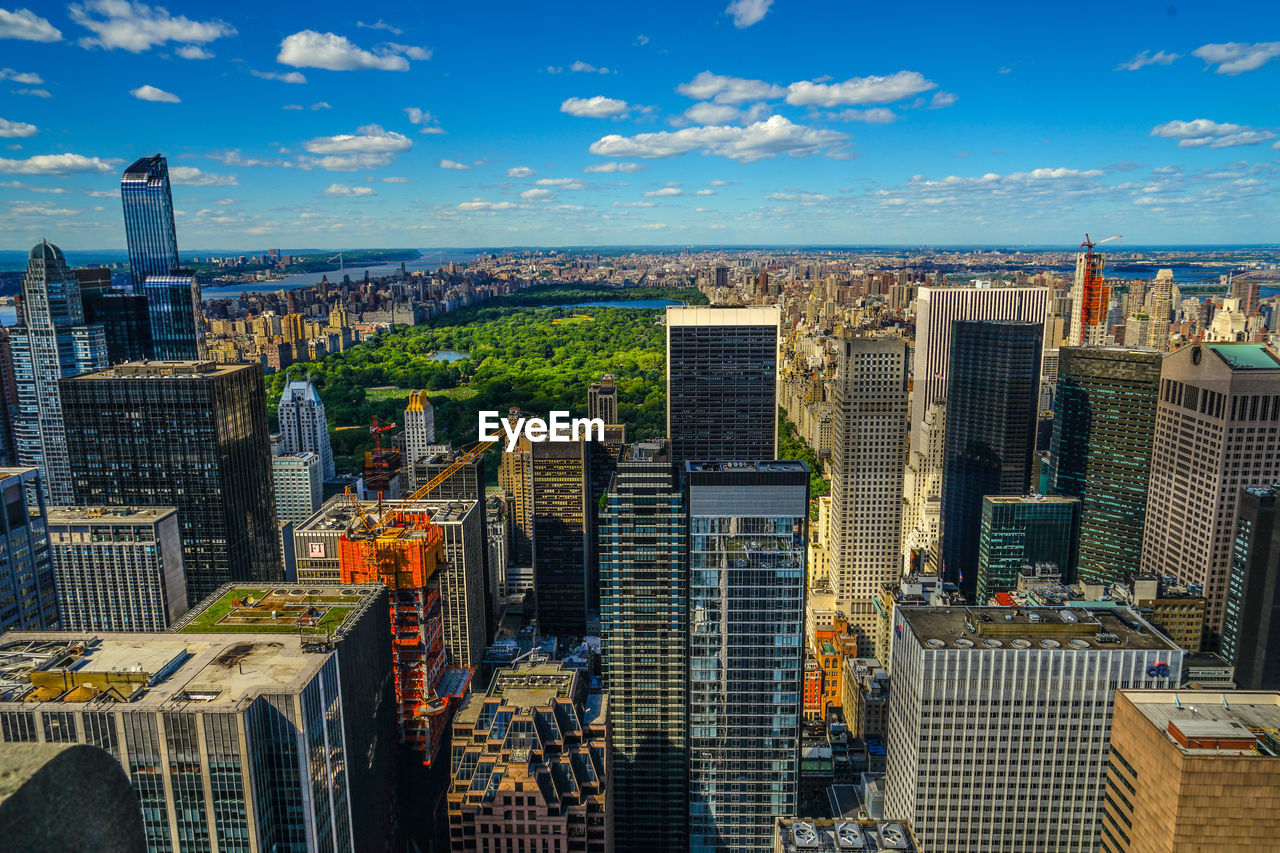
48, 505, 185, 632
277, 376, 335, 480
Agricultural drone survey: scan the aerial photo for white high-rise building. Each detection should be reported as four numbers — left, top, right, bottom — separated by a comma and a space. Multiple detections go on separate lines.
900, 400, 945, 573
277, 377, 334, 479
273, 452, 324, 523
885, 605, 1182, 853
826, 337, 909, 654
1140, 342, 1280, 647
48, 505, 186, 632
402, 389, 436, 490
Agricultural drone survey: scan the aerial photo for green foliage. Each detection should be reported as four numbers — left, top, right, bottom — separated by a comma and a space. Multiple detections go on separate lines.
778, 407, 830, 502
267, 282, 706, 476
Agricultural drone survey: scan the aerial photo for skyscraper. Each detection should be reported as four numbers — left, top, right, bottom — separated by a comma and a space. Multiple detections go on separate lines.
76, 268, 153, 364
1068, 239, 1110, 347
1049, 347, 1162, 584
62, 361, 282, 603
0, 467, 55, 632
826, 337, 909, 653
940, 320, 1042, 597
47, 505, 185, 632
277, 376, 335, 480
685, 460, 807, 853
666, 306, 779, 465
530, 438, 591, 636
1140, 343, 1280, 647
144, 272, 206, 361
885, 606, 1182, 853
975, 494, 1081, 602
587, 372, 619, 424
1223, 485, 1280, 690
1148, 269, 1175, 351
599, 441, 688, 851
402, 389, 436, 488
272, 452, 323, 523
121, 154, 179, 287
10, 241, 108, 504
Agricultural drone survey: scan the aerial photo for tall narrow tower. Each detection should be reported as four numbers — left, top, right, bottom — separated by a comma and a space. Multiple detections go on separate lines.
277, 376, 335, 480
402, 389, 436, 489
1068, 234, 1115, 347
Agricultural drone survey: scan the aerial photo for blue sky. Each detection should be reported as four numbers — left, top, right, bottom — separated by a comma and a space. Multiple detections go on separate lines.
0, 0, 1276, 249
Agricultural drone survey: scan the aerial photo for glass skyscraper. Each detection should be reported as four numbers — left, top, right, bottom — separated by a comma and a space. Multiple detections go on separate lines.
121, 154, 179, 287
0, 466, 56, 632
1224, 485, 1280, 690
599, 441, 688, 852
10, 241, 108, 504
940, 320, 1042, 598
976, 494, 1081, 602
145, 273, 207, 361
685, 460, 807, 853
1048, 347, 1161, 585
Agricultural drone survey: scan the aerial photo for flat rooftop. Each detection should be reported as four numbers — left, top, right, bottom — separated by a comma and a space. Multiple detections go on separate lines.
169, 583, 383, 639
666, 305, 779, 327
685, 460, 809, 474
46, 505, 177, 525
899, 605, 1179, 652
297, 496, 477, 534
1206, 343, 1280, 370
0, 632, 336, 708
1121, 690, 1280, 756
68, 361, 253, 380
775, 818, 917, 852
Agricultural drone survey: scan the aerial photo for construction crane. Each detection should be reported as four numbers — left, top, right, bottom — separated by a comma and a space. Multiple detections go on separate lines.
344, 439, 497, 533
1080, 233, 1122, 252
369, 415, 397, 453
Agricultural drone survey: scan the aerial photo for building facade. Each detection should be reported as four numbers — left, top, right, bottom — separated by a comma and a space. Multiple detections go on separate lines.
272, 452, 323, 523
976, 494, 1081, 602
587, 373, 619, 424
940, 320, 1042, 598
277, 377, 335, 480
10, 241, 109, 504
885, 605, 1183, 853
685, 461, 808, 853
826, 337, 909, 653
1102, 689, 1280, 852
1224, 485, 1280, 689
62, 361, 282, 604
599, 442, 687, 852
48, 505, 185, 632
0, 467, 55, 632
121, 154, 180, 287
1140, 343, 1280, 647
143, 273, 206, 362
401, 389, 436, 489
530, 439, 591, 636
1049, 347, 1162, 585
666, 306, 779, 465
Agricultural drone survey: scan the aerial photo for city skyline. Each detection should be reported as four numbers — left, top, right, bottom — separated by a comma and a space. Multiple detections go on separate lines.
0, 2, 1272, 248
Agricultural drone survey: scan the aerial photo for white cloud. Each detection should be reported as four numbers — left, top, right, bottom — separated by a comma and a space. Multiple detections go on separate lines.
69, 0, 233, 52
677, 71, 785, 104
584, 161, 643, 173
310, 101, 331, 110
786, 71, 935, 106
175, 43, 212, 59
278, 30, 417, 71
766, 191, 832, 203
457, 198, 516, 211
521, 188, 553, 200
561, 96, 631, 118
1192, 42, 1280, 75
1115, 49, 1180, 71
570, 60, 611, 74
356, 19, 402, 35
635, 34, 649, 46
696, 188, 715, 195
169, 165, 236, 186
0, 118, 36, 137
507, 166, 535, 178
708, 179, 735, 186
440, 159, 471, 170
381, 176, 409, 183
1151, 119, 1245, 139
0, 153, 120, 174
684, 102, 743, 124
305, 125, 412, 155
0, 180, 65, 192
0, 68, 42, 84
829, 107, 896, 123
929, 91, 957, 109
252, 69, 307, 84
643, 186, 684, 197
725, 0, 773, 28
325, 183, 375, 196
639, 222, 667, 229
85, 189, 118, 197
404, 107, 444, 134
384, 42, 431, 60
1180, 130, 1277, 149
130, 84, 179, 103
12, 87, 50, 97
589, 114, 849, 162
536, 177, 587, 190
0, 8, 61, 41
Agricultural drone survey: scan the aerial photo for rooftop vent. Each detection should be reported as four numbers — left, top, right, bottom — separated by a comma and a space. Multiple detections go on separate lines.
793, 821, 819, 848
878, 823, 910, 849
834, 822, 865, 849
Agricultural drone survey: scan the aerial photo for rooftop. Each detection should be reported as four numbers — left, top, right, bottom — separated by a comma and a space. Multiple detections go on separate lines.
46, 506, 177, 525
1121, 690, 1280, 757
775, 818, 917, 852
899, 605, 1179, 652
168, 583, 384, 638
685, 460, 809, 473
1207, 343, 1280, 370
68, 361, 251, 380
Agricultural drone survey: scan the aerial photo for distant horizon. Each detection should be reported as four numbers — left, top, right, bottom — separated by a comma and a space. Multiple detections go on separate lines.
2, 243, 1279, 254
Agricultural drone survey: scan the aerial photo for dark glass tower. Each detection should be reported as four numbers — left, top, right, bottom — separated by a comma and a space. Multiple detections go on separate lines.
1048, 347, 1161, 584
121, 154, 179, 287
599, 441, 688, 852
145, 273, 207, 360
61, 361, 282, 603
75, 269, 153, 363
530, 438, 591, 636
940, 320, 1042, 598
1224, 485, 1280, 689
976, 494, 1081, 602
685, 460, 807, 853
666, 306, 779, 465
10, 241, 108, 503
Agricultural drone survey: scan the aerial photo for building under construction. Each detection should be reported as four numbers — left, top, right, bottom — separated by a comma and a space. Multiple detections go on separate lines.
339, 507, 472, 765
